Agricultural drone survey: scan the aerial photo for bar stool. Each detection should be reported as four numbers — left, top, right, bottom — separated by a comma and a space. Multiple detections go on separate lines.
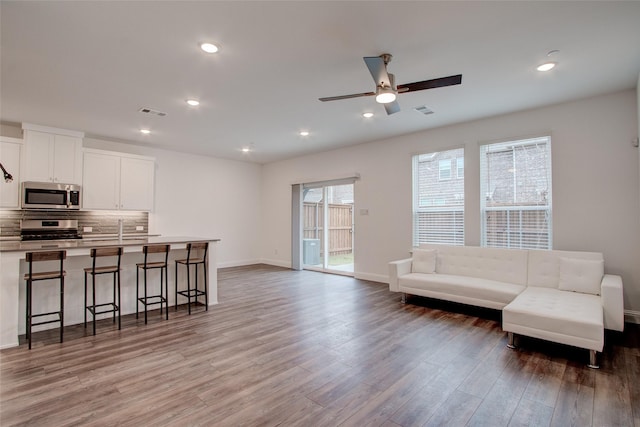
136, 244, 170, 324
175, 242, 209, 314
24, 250, 66, 349
84, 247, 123, 335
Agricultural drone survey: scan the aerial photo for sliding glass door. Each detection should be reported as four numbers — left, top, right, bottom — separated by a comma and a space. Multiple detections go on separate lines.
302, 183, 354, 275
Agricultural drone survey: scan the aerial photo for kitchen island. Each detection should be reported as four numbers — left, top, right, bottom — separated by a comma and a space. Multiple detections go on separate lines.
0, 236, 220, 349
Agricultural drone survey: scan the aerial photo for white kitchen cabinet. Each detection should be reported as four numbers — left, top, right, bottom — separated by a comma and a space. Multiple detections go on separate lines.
120, 157, 155, 211
0, 136, 23, 208
22, 124, 83, 184
82, 149, 155, 211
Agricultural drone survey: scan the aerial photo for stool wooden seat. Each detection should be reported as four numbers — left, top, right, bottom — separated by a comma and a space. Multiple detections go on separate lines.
136, 244, 170, 324
175, 242, 209, 314
24, 250, 66, 349
84, 247, 123, 335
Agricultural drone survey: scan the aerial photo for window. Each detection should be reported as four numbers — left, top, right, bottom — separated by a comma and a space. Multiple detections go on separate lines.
438, 159, 452, 180
413, 148, 464, 246
480, 136, 552, 249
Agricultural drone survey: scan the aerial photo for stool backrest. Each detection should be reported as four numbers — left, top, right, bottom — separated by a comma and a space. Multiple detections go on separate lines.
142, 244, 170, 266
186, 242, 208, 262
90, 246, 123, 270
25, 250, 66, 278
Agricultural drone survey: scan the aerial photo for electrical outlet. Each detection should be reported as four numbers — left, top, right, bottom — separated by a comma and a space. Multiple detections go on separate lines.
136, 226, 144, 231
83, 226, 92, 232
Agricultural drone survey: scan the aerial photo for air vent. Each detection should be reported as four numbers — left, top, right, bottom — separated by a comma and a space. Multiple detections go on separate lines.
138, 107, 167, 117
414, 105, 434, 116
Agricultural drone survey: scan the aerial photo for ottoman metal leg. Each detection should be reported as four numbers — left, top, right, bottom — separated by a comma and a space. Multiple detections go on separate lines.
588, 350, 599, 369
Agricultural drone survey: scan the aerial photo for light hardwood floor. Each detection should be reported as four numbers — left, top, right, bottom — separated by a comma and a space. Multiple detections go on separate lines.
1, 264, 638, 426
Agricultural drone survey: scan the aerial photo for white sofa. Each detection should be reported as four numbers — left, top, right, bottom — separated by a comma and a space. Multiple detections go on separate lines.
388, 244, 625, 367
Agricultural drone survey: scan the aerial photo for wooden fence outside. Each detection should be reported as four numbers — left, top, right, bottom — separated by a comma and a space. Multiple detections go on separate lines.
303, 203, 353, 255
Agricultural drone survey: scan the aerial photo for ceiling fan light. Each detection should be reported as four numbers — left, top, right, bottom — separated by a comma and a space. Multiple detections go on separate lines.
536, 62, 556, 72
375, 88, 396, 104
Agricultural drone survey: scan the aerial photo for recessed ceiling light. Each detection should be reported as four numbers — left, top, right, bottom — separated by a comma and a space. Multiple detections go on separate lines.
537, 62, 557, 72
362, 112, 374, 118
186, 99, 200, 107
140, 129, 151, 134
299, 131, 310, 137
200, 42, 219, 53
241, 147, 250, 153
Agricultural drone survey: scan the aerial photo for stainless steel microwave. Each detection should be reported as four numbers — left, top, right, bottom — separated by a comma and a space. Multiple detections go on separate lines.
21, 182, 82, 210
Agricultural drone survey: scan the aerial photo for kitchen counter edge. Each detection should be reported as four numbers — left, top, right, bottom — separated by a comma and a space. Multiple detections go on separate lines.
0, 236, 221, 252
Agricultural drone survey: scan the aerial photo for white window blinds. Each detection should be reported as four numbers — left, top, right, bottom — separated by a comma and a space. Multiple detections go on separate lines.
480, 136, 552, 249
412, 148, 464, 246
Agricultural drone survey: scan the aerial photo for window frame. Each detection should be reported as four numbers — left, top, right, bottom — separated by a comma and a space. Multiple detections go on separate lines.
413, 147, 465, 247
479, 136, 552, 250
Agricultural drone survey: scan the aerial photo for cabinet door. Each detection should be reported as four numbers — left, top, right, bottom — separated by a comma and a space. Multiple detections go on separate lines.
52, 135, 82, 183
82, 152, 120, 209
0, 140, 22, 208
120, 157, 154, 211
24, 130, 53, 182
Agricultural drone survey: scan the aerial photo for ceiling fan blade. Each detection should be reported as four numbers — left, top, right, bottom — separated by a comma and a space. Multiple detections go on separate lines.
384, 101, 401, 115
398, 74, 462, 92
319, 91, 375, 102
363, 56, 391, 87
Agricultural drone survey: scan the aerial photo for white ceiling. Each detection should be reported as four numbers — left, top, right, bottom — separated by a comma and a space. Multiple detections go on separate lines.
1, 1, 639, 164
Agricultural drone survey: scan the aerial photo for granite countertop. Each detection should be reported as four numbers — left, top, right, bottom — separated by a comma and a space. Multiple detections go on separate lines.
0, 236, 221, 252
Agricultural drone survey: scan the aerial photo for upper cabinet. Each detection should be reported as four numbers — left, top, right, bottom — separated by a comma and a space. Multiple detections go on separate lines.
83, 149, 155, 211
22, 123, 83, 185
0, 136, 23, 208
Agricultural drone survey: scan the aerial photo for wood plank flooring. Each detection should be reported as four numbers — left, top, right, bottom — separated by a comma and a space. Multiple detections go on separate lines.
1, 264, 638, 426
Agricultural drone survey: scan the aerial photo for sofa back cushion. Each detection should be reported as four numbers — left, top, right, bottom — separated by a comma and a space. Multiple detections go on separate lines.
412, 248, 437, 273
527, 249, 604, 289
418, 244, 528, 286
558, 257, 604, 295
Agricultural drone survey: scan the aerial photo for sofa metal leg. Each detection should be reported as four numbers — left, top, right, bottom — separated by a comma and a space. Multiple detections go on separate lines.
401, 293, 407, 304
588, 350, 599, 369
507, 332, 516, 349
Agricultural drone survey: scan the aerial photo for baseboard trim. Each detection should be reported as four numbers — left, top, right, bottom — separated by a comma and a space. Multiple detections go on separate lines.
354, 272, 388, 284
259, 259, 292, 269
217, 259, 262, 269
624, 310, 640, 324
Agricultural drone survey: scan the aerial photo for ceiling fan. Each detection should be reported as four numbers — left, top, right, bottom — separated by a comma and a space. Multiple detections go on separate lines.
319, 53, 462, 115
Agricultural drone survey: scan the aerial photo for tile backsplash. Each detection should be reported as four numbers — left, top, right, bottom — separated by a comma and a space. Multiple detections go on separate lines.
0, 210, 148, 238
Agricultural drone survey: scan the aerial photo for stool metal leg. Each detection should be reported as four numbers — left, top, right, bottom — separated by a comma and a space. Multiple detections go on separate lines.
117, 269, 121, 330
136, 268, 140, 320
204, 261, 208, 310
144, 268, 148, 324
187, 263, 192, 315
84, 271, 88, 328
27, 279, 32, 349
92, 273, 97, 335
60, 275, 64, 344
175, 262, 178, 312
164, 265, 169, 320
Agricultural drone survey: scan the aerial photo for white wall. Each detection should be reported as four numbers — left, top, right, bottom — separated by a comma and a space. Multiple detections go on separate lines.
83, 138, 263, 268
261, 89, 640, 313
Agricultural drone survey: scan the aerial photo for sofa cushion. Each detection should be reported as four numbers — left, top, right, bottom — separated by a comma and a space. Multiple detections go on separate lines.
419, 244, 528, 286
527, 249, 604, 289
411, 248, 437, 274
558, 257, 604, 295
503, 287, 603, 350
398, 273, 525, 306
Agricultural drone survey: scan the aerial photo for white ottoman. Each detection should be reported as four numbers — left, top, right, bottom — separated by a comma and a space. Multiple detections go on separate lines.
502, 287, 604, 368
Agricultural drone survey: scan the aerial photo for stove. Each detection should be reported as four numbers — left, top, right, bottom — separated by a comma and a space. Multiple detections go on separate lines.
20, 219, 81, 241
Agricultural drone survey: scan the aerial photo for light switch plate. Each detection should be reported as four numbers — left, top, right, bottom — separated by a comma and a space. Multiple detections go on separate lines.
83, 226, 92, 232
